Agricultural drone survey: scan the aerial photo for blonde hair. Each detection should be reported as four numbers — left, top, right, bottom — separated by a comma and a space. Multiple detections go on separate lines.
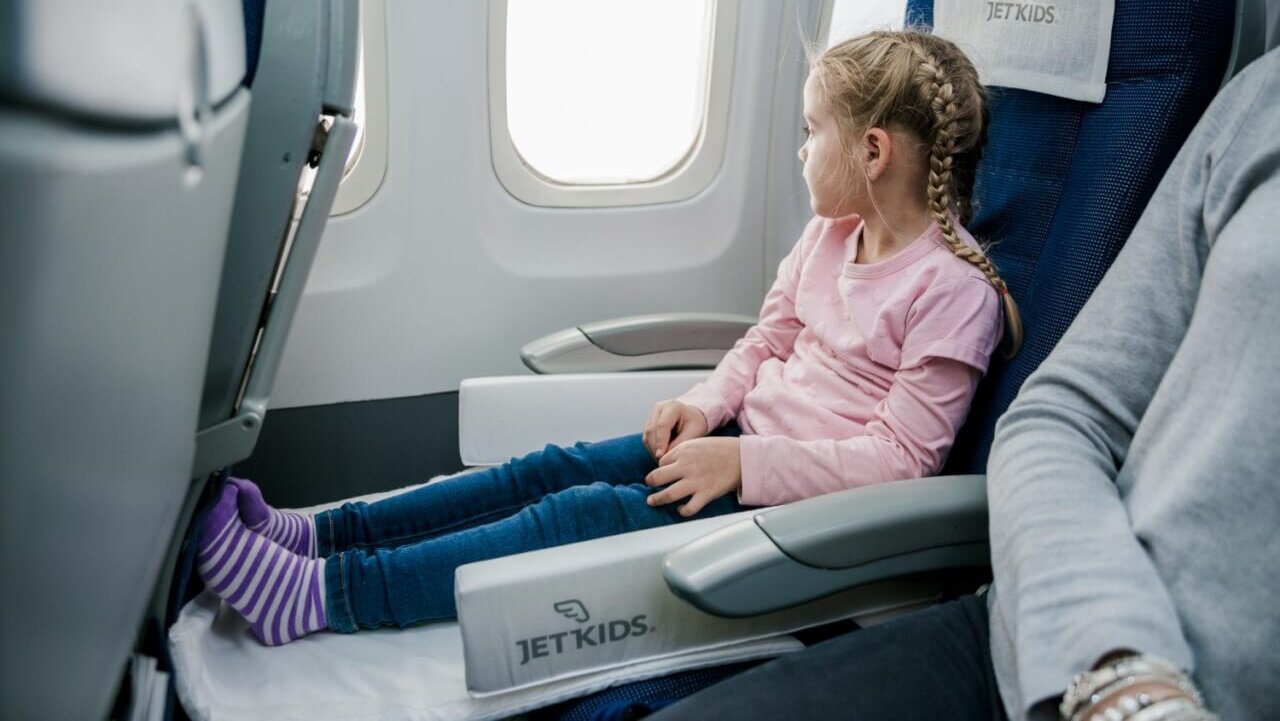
810, 30, 1023, 357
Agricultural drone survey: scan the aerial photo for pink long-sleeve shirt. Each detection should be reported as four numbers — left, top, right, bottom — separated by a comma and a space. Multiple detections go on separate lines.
678, 215, 1003, 506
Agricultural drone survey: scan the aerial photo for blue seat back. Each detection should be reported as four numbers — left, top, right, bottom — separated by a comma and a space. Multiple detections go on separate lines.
915, 0, 1237, 473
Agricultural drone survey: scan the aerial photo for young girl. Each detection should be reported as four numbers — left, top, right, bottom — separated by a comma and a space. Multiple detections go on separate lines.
197, 30, 1022, 646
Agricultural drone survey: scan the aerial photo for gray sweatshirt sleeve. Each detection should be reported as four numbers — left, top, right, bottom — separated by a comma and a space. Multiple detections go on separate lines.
986, 54, 1276, 714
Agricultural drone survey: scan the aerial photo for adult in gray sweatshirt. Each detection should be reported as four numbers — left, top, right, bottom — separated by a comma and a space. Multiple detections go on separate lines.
655, 43, 1279, 721
985, 43, 1280, 721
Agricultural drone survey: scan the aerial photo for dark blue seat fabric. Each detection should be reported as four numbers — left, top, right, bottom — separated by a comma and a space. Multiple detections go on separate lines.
924, 0, 1236, 472
242, 0, 266, 86
531, 661, 760, 721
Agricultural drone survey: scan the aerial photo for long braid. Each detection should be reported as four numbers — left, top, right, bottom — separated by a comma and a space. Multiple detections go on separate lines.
916, 50, 1023, 357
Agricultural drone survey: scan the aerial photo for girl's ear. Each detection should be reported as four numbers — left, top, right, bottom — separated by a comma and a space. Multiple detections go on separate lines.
862, 128, 891, 181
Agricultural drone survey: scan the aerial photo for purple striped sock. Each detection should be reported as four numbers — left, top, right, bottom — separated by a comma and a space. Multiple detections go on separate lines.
227, 477, 317, 557
198, 484, 327, 646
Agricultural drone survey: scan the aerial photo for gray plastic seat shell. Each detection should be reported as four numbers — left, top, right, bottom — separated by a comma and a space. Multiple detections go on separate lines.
520, 312, 756, 373
0, 1, 249, 717
0, 92, 250, 721
198, 0, 358, 435
754, 474, 988, 569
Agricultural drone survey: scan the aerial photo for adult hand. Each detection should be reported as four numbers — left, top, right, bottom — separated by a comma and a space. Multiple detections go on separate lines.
644, 437, 741, 517
643, 400, 710, 460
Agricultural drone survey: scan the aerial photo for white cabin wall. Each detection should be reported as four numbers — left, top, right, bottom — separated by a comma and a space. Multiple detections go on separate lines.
272, 0, 819, 409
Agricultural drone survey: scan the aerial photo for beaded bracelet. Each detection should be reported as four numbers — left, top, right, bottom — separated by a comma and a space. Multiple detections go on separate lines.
1061, 655, 1206, 721
1126, 697, 1219, 721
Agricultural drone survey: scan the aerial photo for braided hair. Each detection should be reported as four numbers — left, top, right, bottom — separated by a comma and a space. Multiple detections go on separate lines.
810, 30, 1023, 357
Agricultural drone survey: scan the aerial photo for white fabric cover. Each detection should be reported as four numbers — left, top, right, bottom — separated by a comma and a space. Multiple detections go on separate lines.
458, 511, 941, 694
933, 0, 1115, 102
458, 372, 709, 466
170, 591, 799, 721
169, 477, 800, 721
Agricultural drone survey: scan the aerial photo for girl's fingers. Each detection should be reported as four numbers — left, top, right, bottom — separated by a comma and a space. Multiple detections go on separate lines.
643, 404, 661, 454
668, 426, 700, 452
645, 402, 672, 455
679, 493, 709, 517
644, 462, 680, 487
658, 444, 681, 467
647, 479, 693, 507
654, 405, 679, 457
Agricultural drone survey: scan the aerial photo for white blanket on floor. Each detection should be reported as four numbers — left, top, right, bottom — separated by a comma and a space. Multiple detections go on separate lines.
168, 477, 802, 721
170, 591, 799, 721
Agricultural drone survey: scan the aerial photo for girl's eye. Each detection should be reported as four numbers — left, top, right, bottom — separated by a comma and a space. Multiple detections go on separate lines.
802, 125, 812, 139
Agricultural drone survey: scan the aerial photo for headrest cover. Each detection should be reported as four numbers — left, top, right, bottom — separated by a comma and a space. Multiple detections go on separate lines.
0, 0, 245, 123
931, 0, 1116, 102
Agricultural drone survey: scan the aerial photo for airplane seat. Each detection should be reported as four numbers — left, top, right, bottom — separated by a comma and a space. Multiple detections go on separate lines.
149, 0, 358, 691
587, 0, 1263, 711
461, 0, 1251, 716
164, 0, 1266, 720
0, 1, 250, 718
603, 0, 1264, 713
193, 0, 357, 456
54, 0, 363, 717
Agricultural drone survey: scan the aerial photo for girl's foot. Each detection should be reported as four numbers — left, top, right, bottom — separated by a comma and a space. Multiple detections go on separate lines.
198, 484, 328, 645
227, 477, 318, 557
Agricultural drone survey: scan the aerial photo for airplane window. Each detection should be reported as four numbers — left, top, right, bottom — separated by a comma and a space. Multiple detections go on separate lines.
332, 0, 387, 216
827, 0, 907, 46
343, 35, 367, 180
504, 0, 714, 185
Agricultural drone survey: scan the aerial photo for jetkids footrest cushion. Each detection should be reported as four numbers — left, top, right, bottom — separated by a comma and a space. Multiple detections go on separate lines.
169, 478, 807, 721
456, 511, 944, 695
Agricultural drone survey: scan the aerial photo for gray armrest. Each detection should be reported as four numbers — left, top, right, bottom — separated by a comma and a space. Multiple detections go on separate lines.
521, 312, 756, 373
662, 475, 989, 617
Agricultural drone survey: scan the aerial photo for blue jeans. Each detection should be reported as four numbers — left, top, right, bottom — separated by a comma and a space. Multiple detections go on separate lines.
318, 426, 748, 632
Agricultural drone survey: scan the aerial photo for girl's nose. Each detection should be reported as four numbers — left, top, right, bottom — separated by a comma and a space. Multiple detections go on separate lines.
797, 145, 806, 163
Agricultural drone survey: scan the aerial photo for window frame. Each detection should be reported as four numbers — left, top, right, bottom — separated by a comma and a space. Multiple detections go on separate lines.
487, 0, 738, 208
331, 0, 389, 216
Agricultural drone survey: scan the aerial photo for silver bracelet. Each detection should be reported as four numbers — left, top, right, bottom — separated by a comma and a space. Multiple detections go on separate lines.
1084, 691, 1155, 721
1076, 672, 1213, 721
1074, 689, 1214, 721
1127, 697, 1219, 721
1061, 655, 1205, 721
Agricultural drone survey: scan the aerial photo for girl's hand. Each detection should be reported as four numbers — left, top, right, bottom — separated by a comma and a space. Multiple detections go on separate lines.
643, 400, 710, 460
644, 437, 741, 517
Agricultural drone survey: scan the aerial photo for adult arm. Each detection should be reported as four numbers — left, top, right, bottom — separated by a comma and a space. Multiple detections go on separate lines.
984, 59, 1273, 716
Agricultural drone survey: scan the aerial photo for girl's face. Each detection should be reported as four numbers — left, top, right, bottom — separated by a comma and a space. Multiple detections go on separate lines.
798, 73, 861, 219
